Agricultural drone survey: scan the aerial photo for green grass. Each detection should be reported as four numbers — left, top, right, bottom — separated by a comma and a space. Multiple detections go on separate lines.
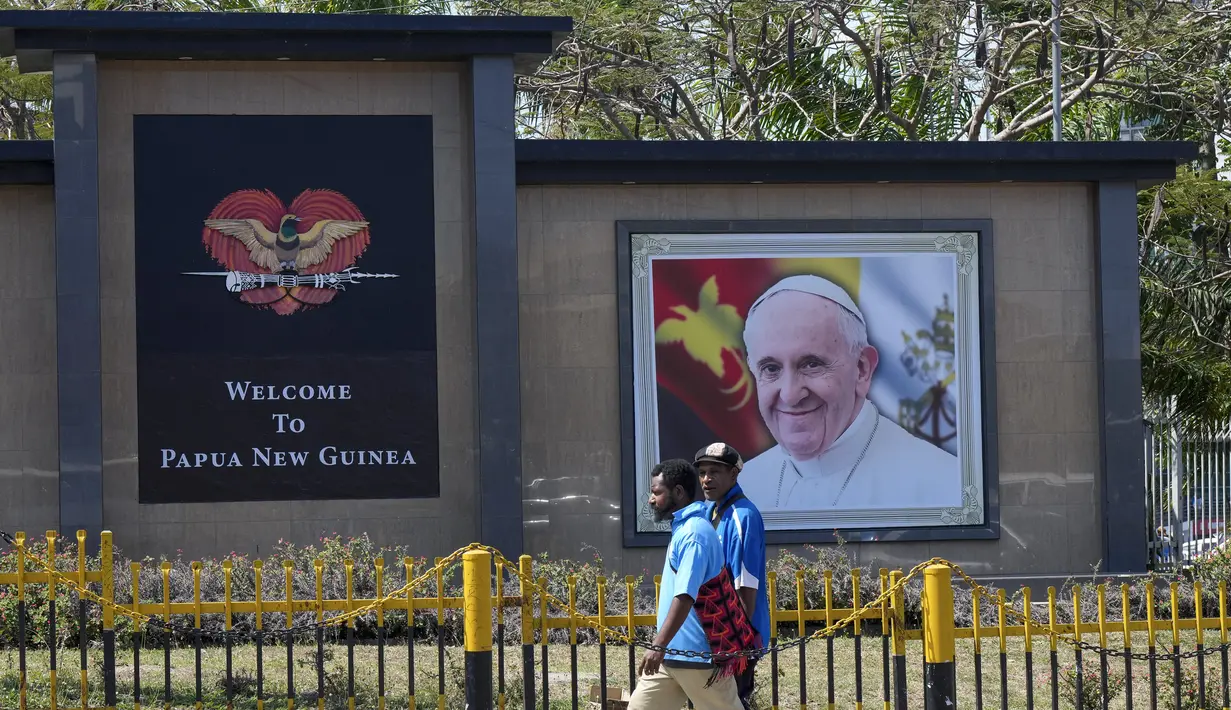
0, 631, 1221, 709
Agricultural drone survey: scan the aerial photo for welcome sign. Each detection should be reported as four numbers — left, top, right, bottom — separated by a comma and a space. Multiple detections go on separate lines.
156, 381, 418, 470
133, 115, 440, 504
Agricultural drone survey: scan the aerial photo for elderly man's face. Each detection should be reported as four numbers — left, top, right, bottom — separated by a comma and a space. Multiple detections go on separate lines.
744, 291, 878, 461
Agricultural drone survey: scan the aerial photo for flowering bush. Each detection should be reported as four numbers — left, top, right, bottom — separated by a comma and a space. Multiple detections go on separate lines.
6, 531, 1231, 653
769, 536, 927, 635
1040, 660, 1127, 710
0, 534, 655, 649
0, 537, 104, 648
525, 544, 653, 644
0, 532, 1070, 648
1192, 542, 1231, 589
1152, 662, 1225, 710
767, 536, 1014, 634
0, 533, 446, 647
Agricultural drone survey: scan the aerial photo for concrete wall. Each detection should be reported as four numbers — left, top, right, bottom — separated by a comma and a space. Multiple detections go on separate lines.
0, 185, 58, 535
517, 183, 1101, 576
0, 135, 1105, 575
95, 60, 478, 558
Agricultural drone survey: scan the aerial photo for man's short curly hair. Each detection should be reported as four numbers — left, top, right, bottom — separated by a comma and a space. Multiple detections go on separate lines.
650, 458, 699, 500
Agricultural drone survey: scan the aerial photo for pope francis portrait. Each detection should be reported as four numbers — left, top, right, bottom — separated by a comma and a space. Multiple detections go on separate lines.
738, 275, 962, 512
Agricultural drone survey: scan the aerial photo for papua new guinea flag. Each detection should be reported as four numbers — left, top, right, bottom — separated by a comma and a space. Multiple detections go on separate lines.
651, 256, 861, 461
650, 254, 960, 463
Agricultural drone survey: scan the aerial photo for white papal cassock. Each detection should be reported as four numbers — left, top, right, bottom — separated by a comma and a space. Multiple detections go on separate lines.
739, 400, 962, 511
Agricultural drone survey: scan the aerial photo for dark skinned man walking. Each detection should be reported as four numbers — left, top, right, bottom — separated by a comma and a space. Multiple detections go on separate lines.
628, 459, 745, 710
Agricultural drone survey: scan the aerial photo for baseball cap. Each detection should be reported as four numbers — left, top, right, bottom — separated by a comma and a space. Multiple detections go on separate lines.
693, 442, 744, 471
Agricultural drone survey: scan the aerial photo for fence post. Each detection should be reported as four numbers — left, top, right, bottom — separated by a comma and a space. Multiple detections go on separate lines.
46, 531, 57, 710
889, 571, 907, 710
77, 530, 88, 709
922, 565, 956, 710
16, 532, 27, 710
1169, 398, 1186, 561
101, 530, 117, 710
519, 555, 534, 710
463, 550, 494, 710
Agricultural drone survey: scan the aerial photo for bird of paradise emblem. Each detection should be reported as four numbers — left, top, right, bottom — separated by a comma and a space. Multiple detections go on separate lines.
654, 275, 754, 410
187, 188, 399, 316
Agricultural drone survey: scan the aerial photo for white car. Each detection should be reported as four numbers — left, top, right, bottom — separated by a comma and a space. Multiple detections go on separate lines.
1184, 535, 1227, 561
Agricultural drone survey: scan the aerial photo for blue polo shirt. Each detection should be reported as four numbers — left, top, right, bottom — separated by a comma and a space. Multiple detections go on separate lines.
658, 500, 725, 667
707, 484, 771, 647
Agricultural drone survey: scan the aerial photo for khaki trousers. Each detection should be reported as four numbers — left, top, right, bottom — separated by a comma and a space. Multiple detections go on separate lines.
627, 664, 744, 710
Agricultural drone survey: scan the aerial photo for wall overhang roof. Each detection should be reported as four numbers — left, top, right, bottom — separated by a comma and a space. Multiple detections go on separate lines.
515, 139, 1201, 188
0, 139, 53, 184
0, 138, 1202, 188
0, 10, 573, 73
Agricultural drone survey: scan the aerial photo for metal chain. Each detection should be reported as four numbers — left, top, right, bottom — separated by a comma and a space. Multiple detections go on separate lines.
1077, 638, 1231, 661
6, 531, 1227, 663
0, 530, 475, 641
483, 544, 936, 660
933, 559, 1231, 662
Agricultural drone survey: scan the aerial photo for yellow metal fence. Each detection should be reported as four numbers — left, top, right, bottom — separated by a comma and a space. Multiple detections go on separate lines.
0, 528, 1228, 710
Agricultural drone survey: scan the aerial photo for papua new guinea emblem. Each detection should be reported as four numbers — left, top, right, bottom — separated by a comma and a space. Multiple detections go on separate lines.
186, 188, 398, 315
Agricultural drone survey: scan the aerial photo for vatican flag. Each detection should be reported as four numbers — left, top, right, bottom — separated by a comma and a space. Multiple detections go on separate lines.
856, 254, 959, 456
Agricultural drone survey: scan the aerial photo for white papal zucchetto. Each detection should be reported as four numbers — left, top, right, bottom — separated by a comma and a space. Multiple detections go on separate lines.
747, 274, 865, 324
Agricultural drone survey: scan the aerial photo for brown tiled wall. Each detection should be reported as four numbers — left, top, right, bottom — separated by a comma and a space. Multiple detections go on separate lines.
0, 186, 58, 536
517, 184, 1101, 576
96, 60, 477, 559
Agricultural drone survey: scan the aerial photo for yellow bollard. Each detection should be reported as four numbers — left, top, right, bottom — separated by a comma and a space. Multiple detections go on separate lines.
79, 530, 88, 710
519, 555, 535, 706
101, 531, 117, 710
463, 550, 493, 710
922, 565, 956, 710
48, 531, 58, 710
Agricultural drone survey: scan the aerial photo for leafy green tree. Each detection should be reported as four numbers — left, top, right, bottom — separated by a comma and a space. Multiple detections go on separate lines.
1139, 167, 1231, 422
0, 0, 1226, 421
0, 0, 464, 136
482, 0, 1231, 422
471, 0, 1229, 148
0, 58, 50, 139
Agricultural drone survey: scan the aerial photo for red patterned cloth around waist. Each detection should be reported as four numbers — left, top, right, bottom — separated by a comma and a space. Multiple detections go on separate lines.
693, 566, 762, 687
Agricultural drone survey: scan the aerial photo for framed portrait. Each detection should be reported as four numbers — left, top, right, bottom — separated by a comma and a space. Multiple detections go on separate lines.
617, 220, 998, 545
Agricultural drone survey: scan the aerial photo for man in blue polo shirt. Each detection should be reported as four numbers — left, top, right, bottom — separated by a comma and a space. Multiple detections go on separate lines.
696, 443, 769, 710
630, 458, 743, 710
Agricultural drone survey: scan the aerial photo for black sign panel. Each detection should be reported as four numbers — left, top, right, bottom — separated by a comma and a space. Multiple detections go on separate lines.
134, 114, 439, 504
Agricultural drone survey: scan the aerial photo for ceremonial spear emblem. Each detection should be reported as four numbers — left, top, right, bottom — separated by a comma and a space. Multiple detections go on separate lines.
183, 267, 399, 294
187, 188, 399, 315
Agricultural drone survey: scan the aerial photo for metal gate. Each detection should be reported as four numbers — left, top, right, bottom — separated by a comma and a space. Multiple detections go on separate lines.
1145, 399, 1231, 568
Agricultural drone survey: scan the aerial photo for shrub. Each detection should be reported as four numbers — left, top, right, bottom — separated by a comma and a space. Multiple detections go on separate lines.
1153, 661, 1225, 710
1192, 544, 1231, 590
0, 534, 655, 650
0, 536, 105, 648
520, 545, 652, 645
3, 530, 1230, 654
1046, 660, 1127, 710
